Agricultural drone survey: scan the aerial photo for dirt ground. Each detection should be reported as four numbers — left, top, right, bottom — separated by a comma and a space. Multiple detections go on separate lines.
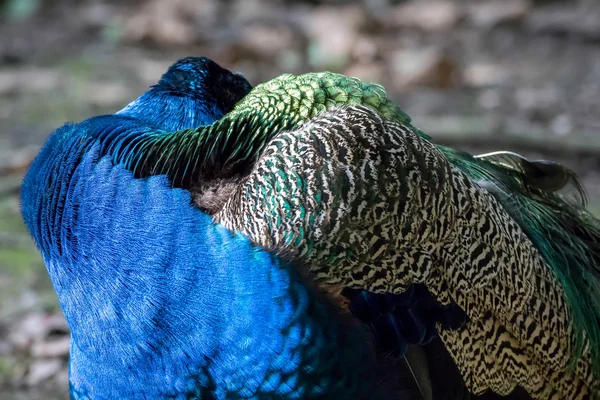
0, 0, 599, 398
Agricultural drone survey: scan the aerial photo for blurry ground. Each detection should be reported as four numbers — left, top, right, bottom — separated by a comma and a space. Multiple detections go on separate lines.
0, 0, 599, 398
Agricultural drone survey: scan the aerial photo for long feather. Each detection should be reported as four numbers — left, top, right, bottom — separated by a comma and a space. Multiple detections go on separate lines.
404, 347, 433, 400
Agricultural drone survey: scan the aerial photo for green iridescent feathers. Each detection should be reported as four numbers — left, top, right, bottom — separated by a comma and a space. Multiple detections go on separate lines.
114, 72, 411, 186
112, 70, 600, 379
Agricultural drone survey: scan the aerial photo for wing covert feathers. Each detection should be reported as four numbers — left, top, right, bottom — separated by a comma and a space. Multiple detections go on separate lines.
207, 106, 598, 399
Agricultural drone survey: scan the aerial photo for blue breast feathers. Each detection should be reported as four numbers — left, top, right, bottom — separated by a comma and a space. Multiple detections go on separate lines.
20, 116, 379, 399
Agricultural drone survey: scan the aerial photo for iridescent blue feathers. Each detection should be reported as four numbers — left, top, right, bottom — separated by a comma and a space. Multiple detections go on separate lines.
20, 58, 381, 399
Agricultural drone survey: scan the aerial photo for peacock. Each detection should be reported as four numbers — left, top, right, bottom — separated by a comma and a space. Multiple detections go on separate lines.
21, 57, 600, 399
20, 57, 446, 399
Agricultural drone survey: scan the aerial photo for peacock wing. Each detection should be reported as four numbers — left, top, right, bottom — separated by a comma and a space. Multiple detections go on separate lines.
210, 105, 598, 399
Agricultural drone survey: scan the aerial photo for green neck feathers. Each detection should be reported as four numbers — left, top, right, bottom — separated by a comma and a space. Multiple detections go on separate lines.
116, 72, 411, 186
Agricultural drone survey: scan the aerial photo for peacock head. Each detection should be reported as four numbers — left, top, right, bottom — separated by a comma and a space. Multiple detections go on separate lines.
153, 56, 252, 116
118, 56, 253, 130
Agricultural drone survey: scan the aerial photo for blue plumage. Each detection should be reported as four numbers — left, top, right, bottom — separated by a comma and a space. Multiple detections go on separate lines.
21, 69, 380, 398
23, 141, 376, 399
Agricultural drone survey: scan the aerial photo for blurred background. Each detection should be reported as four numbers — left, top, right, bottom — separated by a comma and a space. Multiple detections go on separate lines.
0, 0, 599, 398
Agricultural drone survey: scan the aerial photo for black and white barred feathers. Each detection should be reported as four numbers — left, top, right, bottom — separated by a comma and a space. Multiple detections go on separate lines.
198, 105, 598, 399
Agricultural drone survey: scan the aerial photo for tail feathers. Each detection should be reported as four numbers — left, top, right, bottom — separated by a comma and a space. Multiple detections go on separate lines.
422, 338, 471, 400
344, 284, 476, 399
423, 338, 531, 399
474, 388, 532, 400
404, 346, 434, 400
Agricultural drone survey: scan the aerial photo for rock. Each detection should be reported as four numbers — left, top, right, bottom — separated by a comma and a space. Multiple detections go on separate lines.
478, 89, 502, 110
344, 63, 386, 84
25, 359, 63, 386
0, 146, 38, 177
0, 176, 23, 196
528, 5, 600, 41
389, 48, 458, 89
390, 1, 462, 32
9, 314, 47, 351
133, 58, 173, 86
351, 37, 379, 64
238, 23, 298, 60
515, 87, 560, 112
80, 2, 116, 29
467, 0, 530, 29
124, 0, 217, 46
551, 114, 572, 136
410, 115, 500, 142
9, 313, 68, 352
54, 368, 69, 388
0, 327, 12, 356
275, 49, 304, 73
44, 314, 69, 334
230, 0, 274, 23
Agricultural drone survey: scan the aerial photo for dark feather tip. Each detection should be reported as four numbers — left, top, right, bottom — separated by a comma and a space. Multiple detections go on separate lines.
474, 151, 588, 207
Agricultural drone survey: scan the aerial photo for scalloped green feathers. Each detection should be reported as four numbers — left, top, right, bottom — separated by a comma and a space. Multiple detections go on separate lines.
115, 72, 412, 187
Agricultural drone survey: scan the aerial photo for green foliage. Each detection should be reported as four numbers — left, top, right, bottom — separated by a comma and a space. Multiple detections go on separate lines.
101, 16, 125, 45
0, 356, 13, 381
